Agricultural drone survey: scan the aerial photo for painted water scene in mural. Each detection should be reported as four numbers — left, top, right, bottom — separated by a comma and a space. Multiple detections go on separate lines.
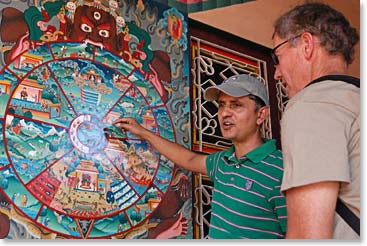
0, 0, 191, 239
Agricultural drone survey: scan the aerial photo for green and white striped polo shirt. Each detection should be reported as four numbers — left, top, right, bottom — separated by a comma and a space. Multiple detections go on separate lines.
205, 139, 287, 239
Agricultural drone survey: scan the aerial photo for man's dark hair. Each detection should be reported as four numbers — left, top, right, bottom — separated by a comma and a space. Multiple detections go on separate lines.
248, 94, 266, 112
272, 2, 359, 65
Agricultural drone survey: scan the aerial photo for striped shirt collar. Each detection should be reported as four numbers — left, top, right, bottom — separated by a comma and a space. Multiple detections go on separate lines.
224, 139, 277, 164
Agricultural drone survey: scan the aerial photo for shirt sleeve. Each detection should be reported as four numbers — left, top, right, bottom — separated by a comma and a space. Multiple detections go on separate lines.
281, 101, 350, 192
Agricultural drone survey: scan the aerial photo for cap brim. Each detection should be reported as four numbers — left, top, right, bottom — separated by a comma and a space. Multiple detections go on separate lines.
203, 87, 220, 101
204, 83, 251, 101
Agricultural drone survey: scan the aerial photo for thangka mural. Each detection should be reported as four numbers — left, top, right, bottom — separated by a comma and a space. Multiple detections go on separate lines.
151, 0, 254, 13
0, 0, 191, 239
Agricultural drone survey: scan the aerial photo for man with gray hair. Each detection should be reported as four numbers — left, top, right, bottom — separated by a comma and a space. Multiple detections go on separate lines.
113, 74, 287, 238
271, 2, 359, 239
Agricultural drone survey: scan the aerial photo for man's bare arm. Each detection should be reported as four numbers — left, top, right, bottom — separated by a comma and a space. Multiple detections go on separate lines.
113, 117, 208, 175
285, 181, 339, 239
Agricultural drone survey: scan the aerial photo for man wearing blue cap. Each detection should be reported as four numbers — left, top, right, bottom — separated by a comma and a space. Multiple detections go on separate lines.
114, 74, 287, 239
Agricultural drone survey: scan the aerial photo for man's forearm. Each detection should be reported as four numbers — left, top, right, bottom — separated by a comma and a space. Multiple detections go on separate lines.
141, 129, 207, 174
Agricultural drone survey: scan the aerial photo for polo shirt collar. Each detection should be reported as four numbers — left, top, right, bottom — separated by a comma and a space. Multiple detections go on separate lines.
225, 139, 277, 164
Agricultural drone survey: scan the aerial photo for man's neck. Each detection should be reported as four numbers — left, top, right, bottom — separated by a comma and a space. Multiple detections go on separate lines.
310, 55, 347, 82
233, 135, 263, 159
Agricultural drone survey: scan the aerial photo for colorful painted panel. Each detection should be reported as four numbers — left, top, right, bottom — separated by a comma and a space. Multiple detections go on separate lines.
0, 0, 191, 239
152, 0, 254, 13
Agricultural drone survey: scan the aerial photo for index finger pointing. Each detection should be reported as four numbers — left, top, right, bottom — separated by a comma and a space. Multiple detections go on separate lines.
113, 118, 129, 125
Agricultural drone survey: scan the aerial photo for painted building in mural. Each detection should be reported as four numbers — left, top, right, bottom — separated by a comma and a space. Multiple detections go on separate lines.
0, 0, 191, 239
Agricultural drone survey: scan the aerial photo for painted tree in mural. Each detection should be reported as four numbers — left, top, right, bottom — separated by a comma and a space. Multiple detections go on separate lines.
0, 0, 191, 239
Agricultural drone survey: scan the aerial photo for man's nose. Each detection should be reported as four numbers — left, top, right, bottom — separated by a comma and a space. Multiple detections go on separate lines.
219, 106, 232, 116
273, 66, 282, 81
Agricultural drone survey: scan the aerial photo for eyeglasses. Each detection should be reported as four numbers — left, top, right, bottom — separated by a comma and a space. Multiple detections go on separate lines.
271, 34, 302, 65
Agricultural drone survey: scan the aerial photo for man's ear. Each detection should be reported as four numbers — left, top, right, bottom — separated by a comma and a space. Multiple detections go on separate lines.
301, 32, 315, 61
257, 106, 269, 125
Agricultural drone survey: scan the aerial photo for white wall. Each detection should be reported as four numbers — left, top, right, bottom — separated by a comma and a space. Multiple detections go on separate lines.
189, 0, 360, 77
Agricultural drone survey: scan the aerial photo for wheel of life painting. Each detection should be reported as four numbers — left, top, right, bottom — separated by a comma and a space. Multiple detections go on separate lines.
0, 42, 176, 238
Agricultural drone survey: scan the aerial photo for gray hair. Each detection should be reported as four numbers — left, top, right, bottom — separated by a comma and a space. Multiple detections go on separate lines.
272, 2, 359, 65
